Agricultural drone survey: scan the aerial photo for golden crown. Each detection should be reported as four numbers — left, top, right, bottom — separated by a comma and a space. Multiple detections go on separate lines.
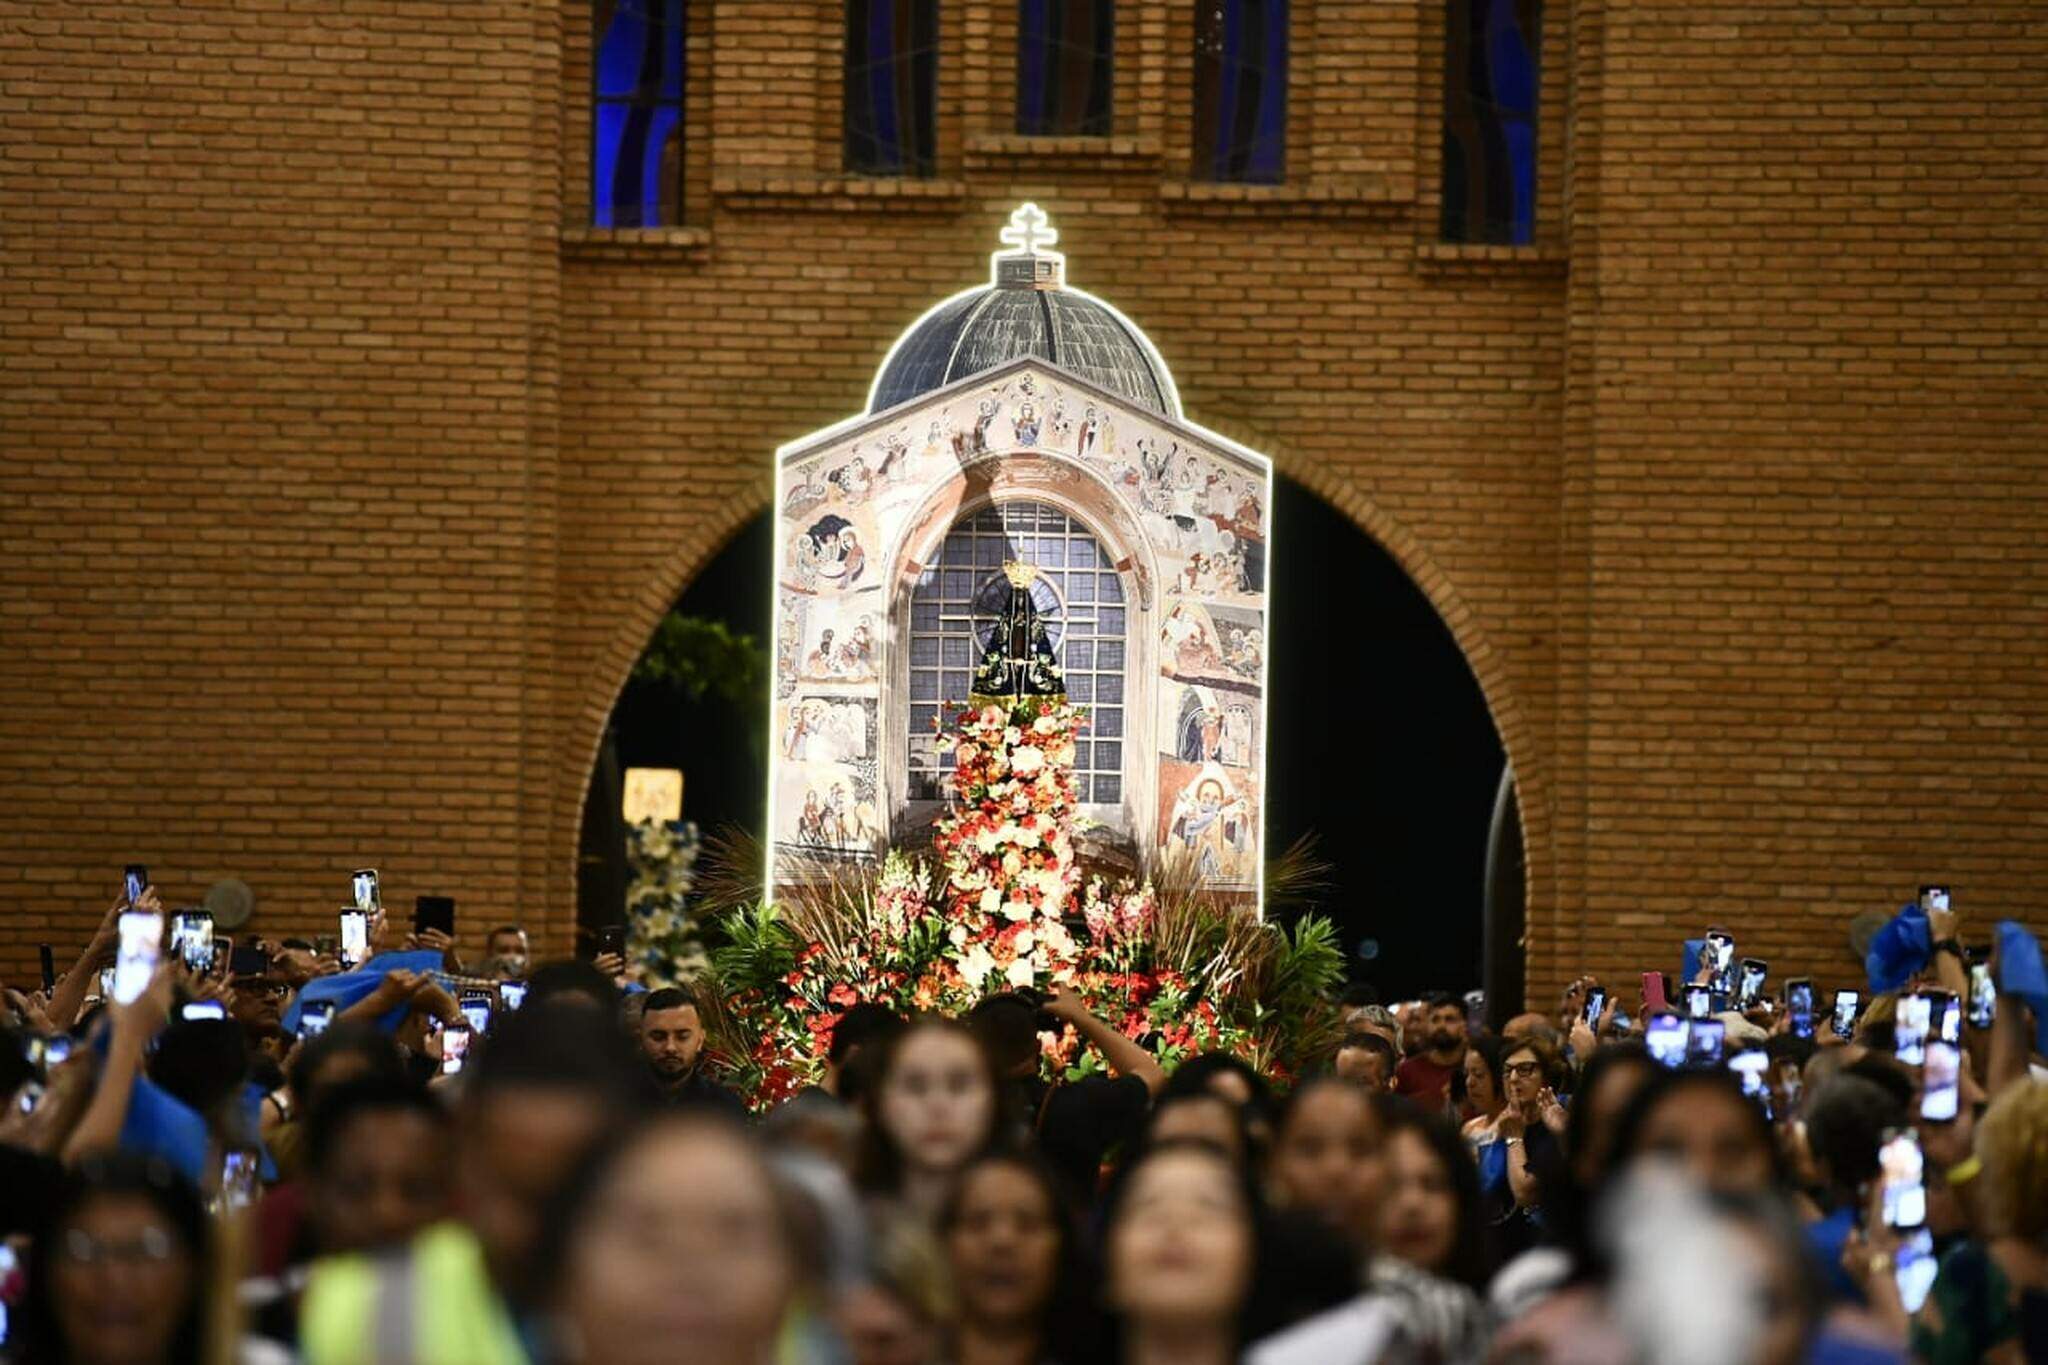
1001, 560, 1039, 588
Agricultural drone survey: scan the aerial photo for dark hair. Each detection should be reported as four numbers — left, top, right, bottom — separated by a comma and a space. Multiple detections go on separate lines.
1335, 1031, 1398, 1076
486, 924, 527, 944
1604, 1066, 1784, 1190
287, 1021, 406, 1105
1160, 1051, 1274, 1124
16, 1154, 210, 1365
1764, 1033, 1816, 1071
1500, 1032, 1567, 1090
146, 1019, 249, 1119
966, 993, 1044, 1076
304, 1074, 447, 1178
1383, 1106, 1492, 1289
641, 986, 700, 1015
938, 1148, 1098, 1360
1274, 1073, 1398, 1138
1141, 1089, 1258, 1168
855, 1019, 1003, 1196
526, 959, 620, 1013
0, 1023, 36, 1099
1454, 1033, 1506, 1108
466, 1000, 658, 1113
829, 1001, 905, 1065
1804, 1072, 1908, 1205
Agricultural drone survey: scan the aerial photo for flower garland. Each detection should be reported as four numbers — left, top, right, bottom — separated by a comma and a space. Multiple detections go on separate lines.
624, 817, 708, 983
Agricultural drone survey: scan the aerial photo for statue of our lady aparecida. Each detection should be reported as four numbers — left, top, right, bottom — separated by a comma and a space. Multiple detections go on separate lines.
968, 560, 1066, 708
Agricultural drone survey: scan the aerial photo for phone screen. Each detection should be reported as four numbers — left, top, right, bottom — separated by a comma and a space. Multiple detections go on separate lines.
1737, 959, 1767, 1009
1787, 980, 1814, 1039
1895, 994, 1932, 1065
170, 912, 214, 974
1582, 987, 1606, 1028
218, 1150, 260, 1213
1918, 885, 1950, 914
352, 868, 380, 913
459, 996, 492, 1035
1967, 961, 1996, 1029
1686, 1018, 1726, 1066
1832, 989, 1860, 1038
1705, 930, 1735, 985
1879, 1129, 1927, 1228
180, 1000, 227, 1022
1920, 1040, 1961, 1122
112, 911, 163, 1005
298, 1000, 336, 1039
1895, 1228, 1938, 1312
1728, 1048, 1772, 1118
1686, 985, 1713, 1020
441, 1024, 471, 1076
124, 864, 149, 904
339, 910, 370, 969
1934, 993, 1961, 1045
1646, 1015, 1689, 1068
500, 981, 528, 1011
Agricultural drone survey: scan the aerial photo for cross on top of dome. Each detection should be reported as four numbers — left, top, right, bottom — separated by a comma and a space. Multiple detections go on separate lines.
992, 202, 1066, 291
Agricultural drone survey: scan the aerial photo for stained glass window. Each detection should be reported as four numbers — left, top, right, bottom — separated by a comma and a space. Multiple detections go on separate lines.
1441, 0, 1542, 244
908, 502, 1127, 807
1193, 0, 1288, 183
846, 1, 939, 176
593, 0, 686, 227
1017, 0, 1113, 136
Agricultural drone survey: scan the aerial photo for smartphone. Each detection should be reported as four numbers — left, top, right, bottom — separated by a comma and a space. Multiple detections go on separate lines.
1831, 988, 1860, 1039
596, 923, 625, 959
352, 868, 381, 912
1646, 1014, 1689, 1068
38, 944, 56, 993
1895, 993, 1932, 1065
123, 864, 149, 904
1685, 985, 1713, 1020
1967, 953, 1996, 1029
1879, 1128, 1927, 1229
180, 1000, 227, 1022
440, 1023, 472, 1076
218, 1149, 260, 1213
1918, 884, 1950, 914
1728, 1048, 1773, 1118
16, 1082, 43, 1116
499, 980, 528, 1011
1686, 1018, 1726, 1066
1582, 986, 1606, 1029
229, 942, 269, 978
43, 1036, 72, 1073
1921, 1040, 1961, 1122
339, 909, 370, 969
298, 999, 336, 1039
1641, 971, 1671, 1013
413, 895, 456, 938
459, 992, 493, 1036
1736, 958, 1768, 1009
1705, 929, 1736, 988
1786, 978, 1815, 1040
170, 910, 215, 975
112, 910, 163, 1005
1895, 1228, 1938, 1313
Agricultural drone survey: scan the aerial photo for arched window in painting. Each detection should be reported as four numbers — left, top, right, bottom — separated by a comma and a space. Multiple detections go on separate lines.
907, 502, 1127, 806
845, 0, 939, 177
1193, 0, 1288, 184
593, 0, 686, 227
1440, 0, 1542, 245
1017, 0, 1114, 136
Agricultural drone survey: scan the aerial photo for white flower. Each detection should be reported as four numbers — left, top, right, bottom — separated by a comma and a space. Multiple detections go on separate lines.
1005, 956, 1038, 989
1033, 715, 1059, 735
949, 923, 969, 946
960, 946, 996, 988
1011, 745, 1046, 776
979, 887, 1001, 917
1001, 899, 1034, 922
1014, 928, 1035, 955
1004, 726, 1022, 746
974, 829, 1000, 855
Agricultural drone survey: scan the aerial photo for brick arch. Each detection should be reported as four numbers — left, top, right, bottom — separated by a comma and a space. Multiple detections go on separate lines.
556, 431, 1546, 945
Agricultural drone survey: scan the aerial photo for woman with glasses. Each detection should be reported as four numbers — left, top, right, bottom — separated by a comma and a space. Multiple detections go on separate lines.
12, 1153, 214, 1365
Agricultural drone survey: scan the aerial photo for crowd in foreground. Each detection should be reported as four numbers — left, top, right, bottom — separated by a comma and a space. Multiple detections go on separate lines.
0, 886, 2045, 1365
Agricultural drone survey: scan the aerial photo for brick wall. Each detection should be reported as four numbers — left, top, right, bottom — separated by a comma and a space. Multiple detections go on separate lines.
2, 1, 2042, 1004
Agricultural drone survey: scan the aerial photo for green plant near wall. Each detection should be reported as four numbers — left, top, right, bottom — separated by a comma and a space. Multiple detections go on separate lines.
632, 614, 768, 705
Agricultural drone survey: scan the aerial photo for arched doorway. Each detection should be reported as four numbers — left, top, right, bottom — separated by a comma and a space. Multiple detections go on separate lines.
579, 476, 1512, 1003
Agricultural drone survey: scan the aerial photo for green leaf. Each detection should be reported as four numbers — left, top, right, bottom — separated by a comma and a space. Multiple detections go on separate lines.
711, 903, 798, 990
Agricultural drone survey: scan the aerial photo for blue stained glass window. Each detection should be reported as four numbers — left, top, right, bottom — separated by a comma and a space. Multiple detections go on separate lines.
1017, 0, 1113, 136
1193, 0, 1287, 183
1441, 0, 1542, 244
593, 0, 686, 227
846, 0, 938, 176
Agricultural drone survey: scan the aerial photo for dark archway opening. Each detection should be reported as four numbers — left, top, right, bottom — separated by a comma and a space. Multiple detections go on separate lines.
578, 477, 1517, 1007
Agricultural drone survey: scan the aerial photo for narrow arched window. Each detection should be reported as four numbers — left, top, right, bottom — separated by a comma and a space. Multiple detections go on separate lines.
845, 0, 939, 177
907, 502, 1128, 807
1441, 0, 1543, 244
1193, 0, 1287, 183
593, 0, 686, 227
1017, 0, 1114, 136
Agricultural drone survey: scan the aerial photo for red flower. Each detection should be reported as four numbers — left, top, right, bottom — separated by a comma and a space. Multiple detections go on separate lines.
828, 983, 859, 1008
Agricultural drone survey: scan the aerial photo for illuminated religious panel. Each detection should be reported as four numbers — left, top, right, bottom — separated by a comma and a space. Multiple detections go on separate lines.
769, 206, 1271, 906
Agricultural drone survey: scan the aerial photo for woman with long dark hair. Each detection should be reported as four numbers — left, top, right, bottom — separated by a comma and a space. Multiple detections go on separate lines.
938, 1149, 1094, 1365
856, 1020, 1004, 1219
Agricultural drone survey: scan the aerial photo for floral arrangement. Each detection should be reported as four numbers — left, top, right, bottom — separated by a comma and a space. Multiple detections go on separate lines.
624, 817, 708, 983
697, 701, 1344, 1108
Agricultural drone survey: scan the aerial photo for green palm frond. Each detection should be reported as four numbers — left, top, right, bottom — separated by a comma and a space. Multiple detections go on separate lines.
710, 901, 798, 990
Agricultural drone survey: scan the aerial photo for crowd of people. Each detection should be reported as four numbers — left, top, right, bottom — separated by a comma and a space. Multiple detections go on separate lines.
1, 885, 2045, 1365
